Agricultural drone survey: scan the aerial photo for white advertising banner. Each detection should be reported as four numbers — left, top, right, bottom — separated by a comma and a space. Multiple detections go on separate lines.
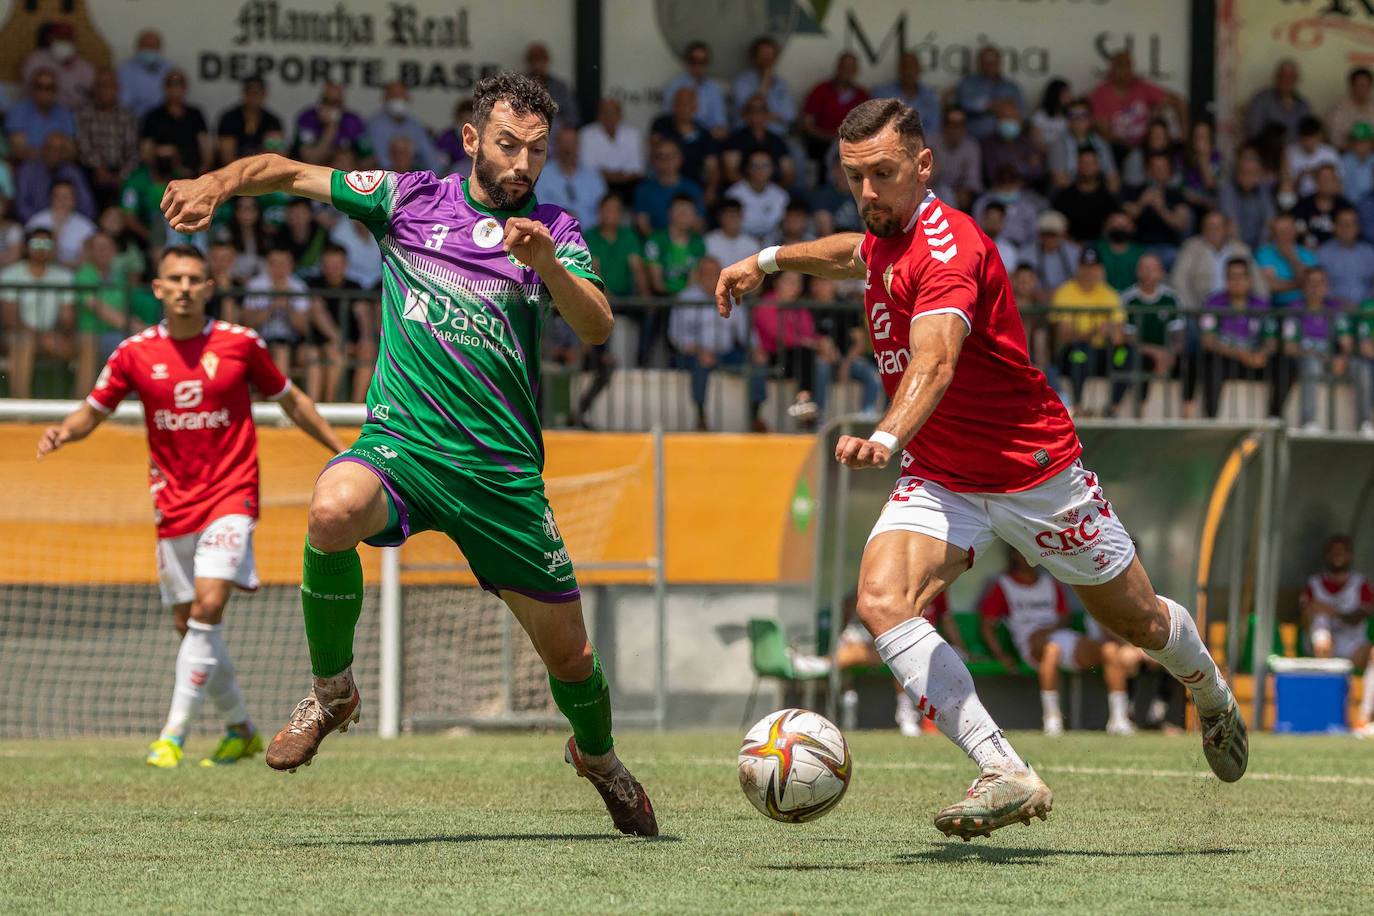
0, 0, 576, 131
605, 0, 1192, 130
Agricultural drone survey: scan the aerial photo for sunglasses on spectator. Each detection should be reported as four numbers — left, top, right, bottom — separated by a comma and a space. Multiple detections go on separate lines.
29, 238, 55, 251
33, 82, 56, 91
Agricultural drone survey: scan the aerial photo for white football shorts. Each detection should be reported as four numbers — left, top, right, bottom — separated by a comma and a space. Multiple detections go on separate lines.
868, 460, 1136, 588
155, 513, 259, 606
1310, 616, 1369, 661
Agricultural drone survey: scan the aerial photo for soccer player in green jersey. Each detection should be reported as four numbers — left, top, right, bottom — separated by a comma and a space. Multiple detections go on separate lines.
160, 74, 657, 836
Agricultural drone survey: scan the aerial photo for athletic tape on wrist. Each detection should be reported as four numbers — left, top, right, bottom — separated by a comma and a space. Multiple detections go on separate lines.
757, 245, 781, 274
868, 430, 899, 452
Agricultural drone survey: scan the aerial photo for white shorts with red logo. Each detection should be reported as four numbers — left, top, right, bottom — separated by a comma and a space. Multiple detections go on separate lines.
867, 461, 1136, 587
155, 514, 259, 606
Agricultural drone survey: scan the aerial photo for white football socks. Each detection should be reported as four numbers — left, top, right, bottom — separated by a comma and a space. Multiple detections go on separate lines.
202, 623, 250, 729
1040, 690, 1061, 719
160, 620, 219, 741
1107, 690, 1131, 725
875, 615, 1026, 773
1143, 596, 1230, 716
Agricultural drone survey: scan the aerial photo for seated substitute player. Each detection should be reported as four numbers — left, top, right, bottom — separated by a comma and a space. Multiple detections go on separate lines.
716, 98, 1247, 841
36, 245, 343, 768
159, 74, 658, 836
1299, 534, 1374, 736
978, 548, 1140, 736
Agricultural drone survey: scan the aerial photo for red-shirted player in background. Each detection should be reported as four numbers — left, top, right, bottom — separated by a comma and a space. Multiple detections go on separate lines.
717, 99, 1248, 841
38, 245, 343, 769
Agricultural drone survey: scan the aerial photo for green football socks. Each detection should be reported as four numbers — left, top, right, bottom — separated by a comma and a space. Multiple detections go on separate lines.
550, 650, 614, 756
300, 540, 364, 678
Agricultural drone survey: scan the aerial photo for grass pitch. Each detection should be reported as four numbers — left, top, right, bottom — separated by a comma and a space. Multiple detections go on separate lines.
3, 730, 1373, 914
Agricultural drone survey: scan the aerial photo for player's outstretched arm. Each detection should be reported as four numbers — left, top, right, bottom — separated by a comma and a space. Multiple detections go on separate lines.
835, 313, 968, 470
276, 386, 347, 454
504, 217, 614, 345
36, 402, 107, 460
715, 233, 865, 317
161, 154, 334, 235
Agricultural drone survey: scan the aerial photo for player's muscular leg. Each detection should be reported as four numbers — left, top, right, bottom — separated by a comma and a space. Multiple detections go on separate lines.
172, 602, 192, 637
189, 578, 235, 626
1072, 556, 1171, 650
855, 532, 968, 637
1038, 641, 1060, 692
504, 591, 595, 682
308, 461, 390, 552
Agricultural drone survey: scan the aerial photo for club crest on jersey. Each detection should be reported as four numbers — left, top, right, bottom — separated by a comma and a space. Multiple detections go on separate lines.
543, 506, 560, 542
370, 405, 390, 421
472, 217, 502, 249
200, 351, 219, 380
882, 264, 895, 297
345, 169, 385, 194
95, 365, 111, 390
151, 363, 169, 380
507, 252, 530, 270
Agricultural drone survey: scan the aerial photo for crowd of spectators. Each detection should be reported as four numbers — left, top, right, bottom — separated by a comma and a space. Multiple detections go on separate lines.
2, 27, 1374, 432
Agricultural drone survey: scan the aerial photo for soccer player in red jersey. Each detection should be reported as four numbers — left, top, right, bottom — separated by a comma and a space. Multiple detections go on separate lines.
717, 99, 1248, 840
37, 245, 343, 768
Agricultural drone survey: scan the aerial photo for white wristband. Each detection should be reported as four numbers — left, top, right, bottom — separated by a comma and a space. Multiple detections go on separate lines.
757, 245, 781, 274
868, 430, 899, 452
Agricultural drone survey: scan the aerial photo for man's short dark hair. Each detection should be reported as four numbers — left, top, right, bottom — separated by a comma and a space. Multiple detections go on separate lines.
1328, 533, 1353, 549
1224, 256, 1250, 273
684, 40, 709, 58
24, 227, 54, 244
669, 191, 697, 207
472, 72, 558, 132
837, 98, 925, 149
159, 244, 207, 269
716, 197, 742, 213
1350, 68, 1372, 86
286, 196, 312, 209
748, 36, 777, 58
322, 243, 347, 258
1297, 115, 1323, 137
982, 200, 1006, 217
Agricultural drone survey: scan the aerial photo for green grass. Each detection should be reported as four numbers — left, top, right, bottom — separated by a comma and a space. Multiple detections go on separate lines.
3, 731, 1374, 914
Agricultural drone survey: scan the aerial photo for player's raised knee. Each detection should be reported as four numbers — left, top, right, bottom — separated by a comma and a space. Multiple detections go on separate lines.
855, 585, 918, 638
545, 640, 595, 682
308, 487, 369, 552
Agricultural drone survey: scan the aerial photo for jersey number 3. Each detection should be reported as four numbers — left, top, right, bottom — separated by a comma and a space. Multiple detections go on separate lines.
425, 224, 450, 251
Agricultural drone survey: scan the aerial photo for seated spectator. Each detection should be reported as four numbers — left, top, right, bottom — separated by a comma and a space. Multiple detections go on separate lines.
73, 231, 157, 394
667, 256, 766, 431
96, 204, 146, 280
579, 99, 644, 204
584, 194, 647, 300
365, 82, 441, 173
771, 197, 815, 248
138, 69, 211, 174
810, 158, 862, 236
1317, 207, 1374, 307
434, 97, 474, 177
307, 244, 377, 403
1120, 118, 1181, 190
0, 229, 76, 399
205, 237, 242, 323
1032, 79, 1073, 158
1011, 264, 1058, 392
386, 135, 419, 175
329, 217, 383, 288
977, 201, 1021, 272
979, 548, 1139, 736
980, 98, 1046, 189
1294, 164, 1352, 248
642, 193, 706, 366
1051, 147, 1119, 243
117, 30, 174, 119
723, 93, 795, 189
1020, 209, 1081, 295
632, 140, 703, 236
1284, 266, 1354, 430
1287, 116, 1341, 197
1257, 212, 1318, 307
1330, 68, 1374, 151
809, 274, 883, 419
1245, 59, 1311, 144
1299, 536, 1374, 738
1181, 120, 1224, 218
16, 132, 95, 222
753, 271, 824, 426
119, 144, 183, 251
242, 247, 310, 375
76, 69, 141, 211
651, 87, 720, 203
972, 164, 1042, 250
277, 197, 327, 276
1198, 258, 1281, 418
545, 309, 614, 428
1094, 211, 1146, 292
1122, 152, 1191, 268
725, 151, 789, 240
954, 45, 1025, 140
1341, 122, 1374, 202
661, 42, 727, 137
7, 69, 77, 161
25, 180, 96, 268
217, 76, 284, 165
293, 82, 370, 165
1089, 50, 1186, 158
524, 41, 579, 128
227, 196, 277, 291
871, 52, 941, 138
1119, 253, 1185, 409
1051, 247, 1130, 414
536, 127, 607, 228
1048, 97, 1119, 193
705, 197, 762, 268
0, 196, 23, 268
730, 36, 796, 135
800, 53, 868, 182
22, 22, 94, 111
1172, 209, 1263, 308
927, 106, 983, 210
1218, 148, 1276, 252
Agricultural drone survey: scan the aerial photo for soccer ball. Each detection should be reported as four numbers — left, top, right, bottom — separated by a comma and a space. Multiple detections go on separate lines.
738, 708, 852, 823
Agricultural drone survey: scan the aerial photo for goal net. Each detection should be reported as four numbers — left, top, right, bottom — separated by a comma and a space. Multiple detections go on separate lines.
0, 402, 664, 739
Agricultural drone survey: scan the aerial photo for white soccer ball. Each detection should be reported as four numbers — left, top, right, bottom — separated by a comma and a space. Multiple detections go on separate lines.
738, 708, 852, 823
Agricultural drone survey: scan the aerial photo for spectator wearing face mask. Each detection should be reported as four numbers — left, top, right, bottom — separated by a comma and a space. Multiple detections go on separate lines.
22, 23, 94, 112
980, 98, 1046, 189
294, 82, 370, 165
365, 82, 441, 173
117, 30, 176, 119
972, 165, 1043, 250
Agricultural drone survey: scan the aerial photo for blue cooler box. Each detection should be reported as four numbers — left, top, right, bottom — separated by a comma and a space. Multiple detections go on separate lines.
1269, 656, 1352, 734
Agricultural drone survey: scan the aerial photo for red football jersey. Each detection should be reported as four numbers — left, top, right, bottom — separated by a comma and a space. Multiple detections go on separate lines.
86, 320, 290, 537
860, 190, 1080, 492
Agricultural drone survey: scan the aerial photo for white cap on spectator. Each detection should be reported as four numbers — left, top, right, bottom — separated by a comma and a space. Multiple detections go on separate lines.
1037, 210, 1068, 235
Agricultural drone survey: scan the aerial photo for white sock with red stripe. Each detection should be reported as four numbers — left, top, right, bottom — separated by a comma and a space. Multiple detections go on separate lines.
203, 625, 250, 729
160, 621, 219, 742
1143, 596, 1230, 717
875, 615, 1026, 773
